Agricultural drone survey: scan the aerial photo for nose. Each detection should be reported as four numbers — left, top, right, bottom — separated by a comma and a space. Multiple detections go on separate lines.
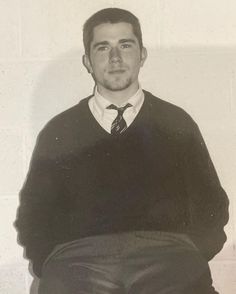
109, 47, 122, 63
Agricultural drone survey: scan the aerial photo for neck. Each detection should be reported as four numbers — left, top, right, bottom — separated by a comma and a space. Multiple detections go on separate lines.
97, 82, 139, 106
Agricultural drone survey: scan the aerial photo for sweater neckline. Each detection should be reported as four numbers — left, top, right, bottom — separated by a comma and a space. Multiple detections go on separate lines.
84, 92, 150, 137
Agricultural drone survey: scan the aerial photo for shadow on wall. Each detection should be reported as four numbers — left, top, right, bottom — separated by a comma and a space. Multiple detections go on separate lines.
29, 49, 94, 141
16, 49, 94, 294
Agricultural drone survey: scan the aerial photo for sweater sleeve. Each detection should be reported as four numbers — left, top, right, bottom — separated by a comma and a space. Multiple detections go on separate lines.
14, 128, 62, 277
182, 121, 229, 260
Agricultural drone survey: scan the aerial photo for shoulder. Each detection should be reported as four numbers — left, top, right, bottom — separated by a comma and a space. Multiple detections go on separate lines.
39, 95, 92, 137
143, 90, 198, 134
45, 95, 91, 130
33, 95, 92, 156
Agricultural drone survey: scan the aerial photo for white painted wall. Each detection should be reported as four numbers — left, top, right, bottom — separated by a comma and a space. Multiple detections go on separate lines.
1, 1, 236, 293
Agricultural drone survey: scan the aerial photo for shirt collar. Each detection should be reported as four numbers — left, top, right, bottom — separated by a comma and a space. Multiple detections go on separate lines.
93, 86, 144, 117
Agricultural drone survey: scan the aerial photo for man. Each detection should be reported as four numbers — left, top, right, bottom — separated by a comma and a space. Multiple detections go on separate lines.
15, 8, 229, 294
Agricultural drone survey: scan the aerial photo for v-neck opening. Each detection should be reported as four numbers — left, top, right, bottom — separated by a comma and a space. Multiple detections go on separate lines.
85, 94, 149, 137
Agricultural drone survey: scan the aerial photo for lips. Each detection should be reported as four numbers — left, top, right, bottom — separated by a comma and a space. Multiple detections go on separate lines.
108, 69, 126, 74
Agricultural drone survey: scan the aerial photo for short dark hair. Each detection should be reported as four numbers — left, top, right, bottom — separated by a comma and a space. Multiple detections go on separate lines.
83, 8, 143, 56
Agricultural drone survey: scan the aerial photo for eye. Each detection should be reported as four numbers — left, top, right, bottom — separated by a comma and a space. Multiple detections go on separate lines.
97, 46, 109, 52
121, 43, 132, 49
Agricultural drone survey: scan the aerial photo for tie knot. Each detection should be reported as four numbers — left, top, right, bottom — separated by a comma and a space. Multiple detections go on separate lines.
107, 103, 132, 115
106, 103, 132, 135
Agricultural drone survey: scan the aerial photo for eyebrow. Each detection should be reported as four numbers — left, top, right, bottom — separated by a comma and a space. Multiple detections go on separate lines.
92, 41, 109, 49
92, 38, 136, 49
119, 39, 136, 44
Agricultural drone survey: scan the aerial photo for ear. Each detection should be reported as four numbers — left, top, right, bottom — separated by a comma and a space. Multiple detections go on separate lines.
82, 54, 93, 74
140, 47, 147, 67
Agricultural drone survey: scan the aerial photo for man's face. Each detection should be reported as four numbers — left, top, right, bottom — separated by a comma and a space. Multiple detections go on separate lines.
83, 22, 147, 94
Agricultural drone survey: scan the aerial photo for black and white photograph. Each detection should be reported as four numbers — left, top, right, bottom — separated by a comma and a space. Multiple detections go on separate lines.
0, 1, 236, 293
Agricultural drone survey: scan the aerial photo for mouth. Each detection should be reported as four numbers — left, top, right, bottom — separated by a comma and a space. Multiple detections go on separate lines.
108, 69, 126, 74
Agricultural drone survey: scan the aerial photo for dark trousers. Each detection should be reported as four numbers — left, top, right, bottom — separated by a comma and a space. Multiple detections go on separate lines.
38, 231, 218, 294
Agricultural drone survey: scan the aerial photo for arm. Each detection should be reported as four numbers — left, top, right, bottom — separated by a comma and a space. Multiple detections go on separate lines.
183, 121, 229, 260
15, 129, 61, 277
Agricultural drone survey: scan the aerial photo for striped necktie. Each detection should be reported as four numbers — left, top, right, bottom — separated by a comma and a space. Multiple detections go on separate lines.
107, 103, 132, 134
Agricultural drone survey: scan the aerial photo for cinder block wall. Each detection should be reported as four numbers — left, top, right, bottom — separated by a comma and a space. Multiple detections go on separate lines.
1, 1, 235, 293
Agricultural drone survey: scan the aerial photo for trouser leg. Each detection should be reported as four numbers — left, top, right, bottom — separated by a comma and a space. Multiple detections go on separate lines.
126, 248, 218, 294
38, 257, 124, 294
183, 270, 219, 294
38, 232, 220, 294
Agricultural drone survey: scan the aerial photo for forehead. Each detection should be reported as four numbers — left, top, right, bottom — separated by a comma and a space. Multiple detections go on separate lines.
91, 22, 136, 43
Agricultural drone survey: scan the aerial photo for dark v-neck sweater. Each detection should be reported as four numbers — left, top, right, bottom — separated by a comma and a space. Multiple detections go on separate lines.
15, 90, 229, 277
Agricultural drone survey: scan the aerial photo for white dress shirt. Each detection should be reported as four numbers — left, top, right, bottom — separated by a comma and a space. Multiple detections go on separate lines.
88, 87, 145, 134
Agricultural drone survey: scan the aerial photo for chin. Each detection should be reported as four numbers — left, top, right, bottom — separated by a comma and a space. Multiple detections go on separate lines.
104, 78, 132, 92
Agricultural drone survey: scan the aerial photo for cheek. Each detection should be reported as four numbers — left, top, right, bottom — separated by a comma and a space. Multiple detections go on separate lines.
91, 56, 108, 72
124, 52, 141, 65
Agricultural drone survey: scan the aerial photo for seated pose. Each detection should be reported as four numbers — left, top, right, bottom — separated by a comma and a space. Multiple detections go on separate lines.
15, 8, 229, 294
